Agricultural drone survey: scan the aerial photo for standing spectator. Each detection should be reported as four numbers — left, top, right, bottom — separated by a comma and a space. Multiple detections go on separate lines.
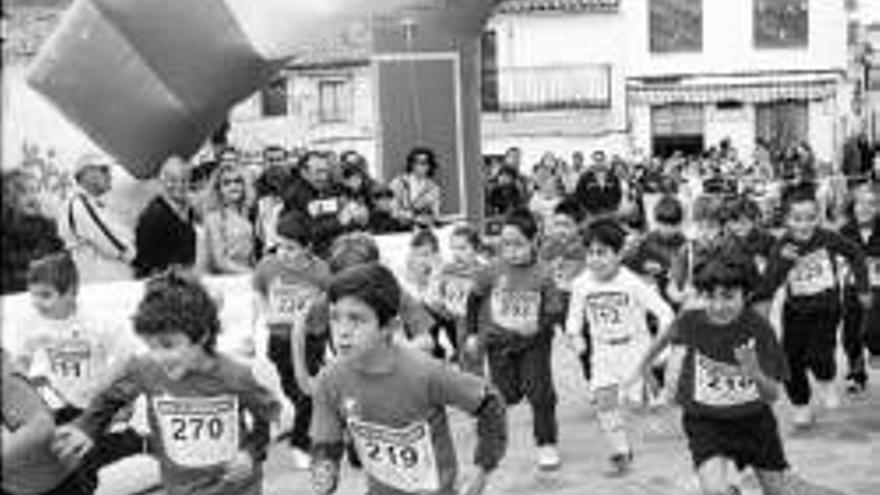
132, 156, 197, 278
1, 169, 64, 295
281, 151, 350, 257
338, 162, 373, 229
562, 151, 585, 194
389, 147, 442, 227
529, 165, 564, 233
574, 152, 623, 218
203, 163, 256, 274
254, 165, 294, 257
59, 154, 135, 284
487, 166, 526, 217
504, 146, 522, 173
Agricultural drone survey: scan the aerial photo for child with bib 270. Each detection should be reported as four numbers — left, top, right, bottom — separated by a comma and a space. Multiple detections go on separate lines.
52, 270, 280, 495
309, 263, 507, 495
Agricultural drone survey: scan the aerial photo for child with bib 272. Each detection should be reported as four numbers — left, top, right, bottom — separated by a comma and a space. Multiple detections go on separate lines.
52, 269, 280, 495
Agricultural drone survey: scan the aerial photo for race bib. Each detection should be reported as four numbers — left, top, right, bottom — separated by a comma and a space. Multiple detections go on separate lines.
48, 338, 92, 380
268, 281, 318, 324
490, 289, 540, 334
584, 292, 630, 343
154, 395, 239, 468
788, 250, 835, 296
348, 419, 439, 493
693, 353, 759, 407
308, 198, 339, 216
869, 258, 880, 288
441, 276, 473, 317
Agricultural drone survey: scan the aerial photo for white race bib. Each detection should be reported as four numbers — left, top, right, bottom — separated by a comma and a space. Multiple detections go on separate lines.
490, 289, 540, 334
788, 250, 835, 296
154, 395, 239, 468
268, 281, 318, 324
441, 276, 474, 317
584, 292, 630, 343
348, 419, 440, 493
869, 258, 880, 288
308, 198, 339, 216
693, 353, 759, 407
47, 338, 92, 380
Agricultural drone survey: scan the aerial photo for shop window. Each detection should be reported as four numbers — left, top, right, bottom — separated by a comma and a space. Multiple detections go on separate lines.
650, 0, 703, 53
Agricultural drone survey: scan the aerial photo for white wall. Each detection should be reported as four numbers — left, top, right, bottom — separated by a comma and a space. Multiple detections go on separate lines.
704, 104, 756, 160
809, 97, 837, 162
625, 0, 848, 77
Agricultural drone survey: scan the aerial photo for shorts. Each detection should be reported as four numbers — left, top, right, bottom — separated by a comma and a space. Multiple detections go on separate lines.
590, 337, 648, 397
683, 408, 788, 472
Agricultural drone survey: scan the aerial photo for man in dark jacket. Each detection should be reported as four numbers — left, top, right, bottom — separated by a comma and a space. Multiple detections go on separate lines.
132, 156, 197, 278
281, 151, 352, 257
573, 157, 623, 218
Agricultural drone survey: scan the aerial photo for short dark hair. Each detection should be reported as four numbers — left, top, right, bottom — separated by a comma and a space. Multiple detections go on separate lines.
410, 229, 439, 252
405, 147, 438, 177
298, 150, 328, 170
503, 208, 539, 241
582, 218, 627, 253
328, 232, 381, 274
133, 269, 221, 353
654, 194, 684, 226
693, 249, 757, 294
782, 182, 818, 215
276, 210, 313, 247
27, 252, 79, 295
450, 224, 482, 250
553, 198, 585, 224
721, 196, 762, 223
328, 263, 401, 327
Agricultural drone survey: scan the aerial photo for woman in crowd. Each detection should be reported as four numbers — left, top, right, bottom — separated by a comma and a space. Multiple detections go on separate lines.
254, 164, 294, 257
389, 146, 442, 227
202, 162, 256, 274
1, 169, 64, 295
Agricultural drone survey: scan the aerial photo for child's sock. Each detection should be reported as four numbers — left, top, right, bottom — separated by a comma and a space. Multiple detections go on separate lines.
597, 408, 630, 455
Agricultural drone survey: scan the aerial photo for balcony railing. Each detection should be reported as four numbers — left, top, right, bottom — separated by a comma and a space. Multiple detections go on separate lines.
484, 64, 612, 112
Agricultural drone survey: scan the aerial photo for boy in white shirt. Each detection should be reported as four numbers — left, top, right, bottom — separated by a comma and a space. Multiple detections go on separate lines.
566, 219, 674, 475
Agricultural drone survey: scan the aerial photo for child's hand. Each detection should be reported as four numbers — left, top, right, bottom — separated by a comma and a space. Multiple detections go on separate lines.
734, 339, 760, 376
780, 243, 799, 261
51, 425, 94, 466
221, 451, 254, 485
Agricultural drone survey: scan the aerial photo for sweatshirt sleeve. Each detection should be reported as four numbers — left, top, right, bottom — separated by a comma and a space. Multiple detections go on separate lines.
238, 368, 281, 462
751, 240, 795, 303
827, 230, 870, 294
633, 275, 675, 332
72, 357, 145, 439
564, 278, 586, 339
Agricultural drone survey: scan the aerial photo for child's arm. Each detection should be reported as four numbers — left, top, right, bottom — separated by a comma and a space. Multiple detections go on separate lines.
234, 369, 281, 477
635, 276, 675, 335
2, 373, 57, 464
827, 230, 872, 307
733, 339, 781, 403
309, 373, 346, 495
563, 282, 587, 353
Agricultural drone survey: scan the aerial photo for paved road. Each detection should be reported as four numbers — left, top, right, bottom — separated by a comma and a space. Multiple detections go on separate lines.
99, 339, 880, 495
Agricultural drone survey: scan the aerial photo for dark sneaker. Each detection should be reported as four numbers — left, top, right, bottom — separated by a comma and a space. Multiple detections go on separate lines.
606, 451, 633, 477
845, 373, 867, 396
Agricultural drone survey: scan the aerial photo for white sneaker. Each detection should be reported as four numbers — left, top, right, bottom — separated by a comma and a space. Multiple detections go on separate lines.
536, 445, 562, 471
291, 448, 312, 470
816, 382, 841, 410
791, 405, 813, 428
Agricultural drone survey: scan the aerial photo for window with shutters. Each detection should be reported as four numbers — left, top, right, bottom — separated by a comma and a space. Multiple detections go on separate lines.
754, 0, 808, 48
318, 79, 351, 123
260, 77, 289, 117
481, 30, 500, 112
649, 0, 703, 53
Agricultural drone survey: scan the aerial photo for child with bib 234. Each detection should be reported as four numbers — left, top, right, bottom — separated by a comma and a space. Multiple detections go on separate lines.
52, 269, 280, 495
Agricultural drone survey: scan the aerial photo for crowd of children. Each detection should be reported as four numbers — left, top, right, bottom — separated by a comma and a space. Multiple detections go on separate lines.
2, 168, 879, 495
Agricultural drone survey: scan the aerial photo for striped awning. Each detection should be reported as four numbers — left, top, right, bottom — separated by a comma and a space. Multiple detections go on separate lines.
627, 73, 840, 105
495, 0, 619, 14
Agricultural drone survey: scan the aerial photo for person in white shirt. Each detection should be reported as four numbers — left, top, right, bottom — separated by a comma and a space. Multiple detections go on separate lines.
566, 219, 674, 476
60, 154, 135, 284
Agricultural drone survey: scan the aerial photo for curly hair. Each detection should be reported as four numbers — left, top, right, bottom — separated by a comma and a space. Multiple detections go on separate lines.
133, 269, 221, 353
328, 232, 380, 274
202, 163, 254, 215
405, 147, 438, 177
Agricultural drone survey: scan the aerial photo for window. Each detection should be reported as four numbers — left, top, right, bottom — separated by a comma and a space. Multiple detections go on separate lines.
260, 77, 288, 117
651, 104, 705, 157
649, 0, 702, 53
318, 80, 350, 123
755, 100, 808, 153
481, 30, 500, 112
754, 0, 808, 48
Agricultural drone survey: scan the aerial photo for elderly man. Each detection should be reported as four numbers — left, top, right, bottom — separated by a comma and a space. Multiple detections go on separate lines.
60, 154, 135, 283
132, 156, 197, 278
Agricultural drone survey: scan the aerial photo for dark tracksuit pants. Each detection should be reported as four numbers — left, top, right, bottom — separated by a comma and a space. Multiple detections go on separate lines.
842, 287, 868, 385
866, 288, 880, 357
486, 330, 558, 446
782, 301, 840, 406
268, 328, 327, 451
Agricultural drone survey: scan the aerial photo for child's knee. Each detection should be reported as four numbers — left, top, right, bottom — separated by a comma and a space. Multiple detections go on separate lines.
697, 457, 733, 495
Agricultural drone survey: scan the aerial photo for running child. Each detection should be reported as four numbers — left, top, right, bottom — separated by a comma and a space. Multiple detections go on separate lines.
467, 209, 564, 470
636, 254, 840, 495
11, 252, 146, 482
403, 229, 455, 360
309, 263, 508, 495
252, 210, 331, 468
52, 270, 280, 495
565, 218, 675, 475
624, 194, 687, 304
670, 194, 725, 309
752, 183, 871, 427
839, 182, 880, 393
719, 195, 776, 276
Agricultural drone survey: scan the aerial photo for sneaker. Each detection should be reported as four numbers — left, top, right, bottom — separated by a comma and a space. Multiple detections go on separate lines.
291, 448, 312, 470
536, 445, 562, 471
606, 451, 633, 477
818, 383, 841, 410
845, 374, 867, 396
792, 405, 813, 428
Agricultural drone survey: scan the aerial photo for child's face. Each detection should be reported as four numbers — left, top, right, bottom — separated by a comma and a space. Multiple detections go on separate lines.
499, 225, 533, 265
329, 296, 386, 359
786, 201, 820, 241
655, 221, 681, 238
546, 214, 577, 239
703, 286, 745, 325
584, 241, 620, 280
407, 244, 438, 278
28, 283, 75, 320
276, 237, 305, 261
695, 220, 721, 244
853, 188, 878, 226
725, 216, 754, 239
141, 332, 206, 381
449, 235, 476, 264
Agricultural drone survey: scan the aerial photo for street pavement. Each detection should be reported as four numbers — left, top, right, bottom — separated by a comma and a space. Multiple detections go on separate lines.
98, 338, 880, 495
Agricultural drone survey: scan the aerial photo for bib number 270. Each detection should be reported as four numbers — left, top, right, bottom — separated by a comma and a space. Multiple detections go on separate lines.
170, 416, 225, 442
